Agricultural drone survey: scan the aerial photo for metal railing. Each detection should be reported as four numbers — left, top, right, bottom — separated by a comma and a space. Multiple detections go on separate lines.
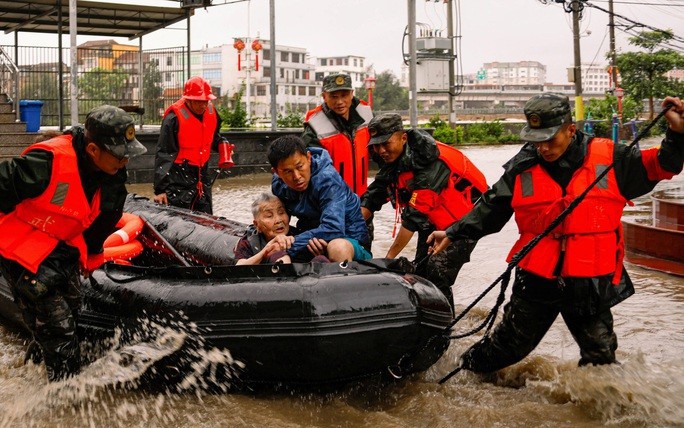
0, 46, 20, 122
2, 44, 187, 128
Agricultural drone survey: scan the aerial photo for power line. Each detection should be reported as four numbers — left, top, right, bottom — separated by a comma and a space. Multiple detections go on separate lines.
591, 0, 684, 5
584, 1, 684, 45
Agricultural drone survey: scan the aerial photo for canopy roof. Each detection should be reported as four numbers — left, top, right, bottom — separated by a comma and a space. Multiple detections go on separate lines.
0, 0, 193, 40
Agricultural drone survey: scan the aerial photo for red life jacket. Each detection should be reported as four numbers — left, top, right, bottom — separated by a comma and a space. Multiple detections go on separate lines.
304, 102, 373, 196
507, 137, 627, 282
397, 142, 488, 230
164, 99, 218, 167
0, 136, 102, 273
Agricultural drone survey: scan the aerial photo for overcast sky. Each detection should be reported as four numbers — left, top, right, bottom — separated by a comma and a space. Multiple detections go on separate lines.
1, 0, 681, 84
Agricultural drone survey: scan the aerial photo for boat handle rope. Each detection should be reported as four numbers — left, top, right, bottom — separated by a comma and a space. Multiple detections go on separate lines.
438, 104, 673, 384
102, 263, 155, 283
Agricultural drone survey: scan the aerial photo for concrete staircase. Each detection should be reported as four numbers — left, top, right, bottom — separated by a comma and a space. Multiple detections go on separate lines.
0, 93, 37, 163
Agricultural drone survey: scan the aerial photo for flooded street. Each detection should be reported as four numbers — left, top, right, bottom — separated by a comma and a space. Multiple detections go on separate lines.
1, 143, 682, 427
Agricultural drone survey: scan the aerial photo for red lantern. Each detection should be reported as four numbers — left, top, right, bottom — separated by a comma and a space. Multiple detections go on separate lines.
233, 39, 245, 71
251, 39, 262, 72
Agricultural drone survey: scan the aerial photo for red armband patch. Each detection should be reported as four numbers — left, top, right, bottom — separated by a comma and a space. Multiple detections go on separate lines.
641, 147, 675, 181
409, 189, 440, 214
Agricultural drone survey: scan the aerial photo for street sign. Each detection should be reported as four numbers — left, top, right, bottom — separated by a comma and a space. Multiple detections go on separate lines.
476, 69, 486, 81
614, 87, 624, 98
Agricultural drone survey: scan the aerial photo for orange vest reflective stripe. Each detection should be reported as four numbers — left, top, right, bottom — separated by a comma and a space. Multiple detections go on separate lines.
507, 138, 627, 281
0, 136, 102, 273
305, 102, 372, 196
164, 99, 218, 167
397, 142, 488, 230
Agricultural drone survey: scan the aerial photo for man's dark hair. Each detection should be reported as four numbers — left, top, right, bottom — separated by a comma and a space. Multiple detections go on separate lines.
267, 135, 308, 168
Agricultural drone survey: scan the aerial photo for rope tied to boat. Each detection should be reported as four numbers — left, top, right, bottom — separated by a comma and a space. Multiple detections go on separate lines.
437, 104, 673, 383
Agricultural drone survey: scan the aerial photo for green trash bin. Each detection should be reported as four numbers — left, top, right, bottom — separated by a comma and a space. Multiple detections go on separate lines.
19, 100, 44, 132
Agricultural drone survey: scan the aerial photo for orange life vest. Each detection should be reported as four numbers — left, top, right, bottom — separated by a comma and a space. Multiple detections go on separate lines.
164, 99, 218, 167
507, 137, 627, 282
304, 102, 373, 196
397, 142, 488, 230
0, 136, 102, 273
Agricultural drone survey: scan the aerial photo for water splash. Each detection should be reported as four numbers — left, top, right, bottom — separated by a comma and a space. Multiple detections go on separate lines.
527, 353, 684, 425
0, 315, 243, 428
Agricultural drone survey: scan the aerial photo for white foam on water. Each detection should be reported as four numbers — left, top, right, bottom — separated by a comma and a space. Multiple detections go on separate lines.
0, 316, 243, 428
527, 352, 684, 425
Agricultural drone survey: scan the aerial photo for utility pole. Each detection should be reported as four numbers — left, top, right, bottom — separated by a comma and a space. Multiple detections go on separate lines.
571, 0, 585, 120
269, 0, 276, 130
446, 0, 456, 125
408, 0, 417, 128
608, 0, 618, 88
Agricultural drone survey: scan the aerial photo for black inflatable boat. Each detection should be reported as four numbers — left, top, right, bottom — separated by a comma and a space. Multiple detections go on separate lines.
0, 195, 452, 386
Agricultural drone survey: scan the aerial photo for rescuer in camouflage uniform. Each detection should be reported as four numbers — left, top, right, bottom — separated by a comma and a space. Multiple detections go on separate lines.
361, 114, 487, 308
0, 106, 146, 381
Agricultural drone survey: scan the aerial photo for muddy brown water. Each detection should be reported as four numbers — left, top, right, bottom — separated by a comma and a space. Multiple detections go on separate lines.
1, 142, 682, 427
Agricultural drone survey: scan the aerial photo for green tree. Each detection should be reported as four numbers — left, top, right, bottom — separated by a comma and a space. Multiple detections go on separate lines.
77, 67, 127, 102
143, 60, 164, 124
616, 30, 684, 119
218, 86, 249, 129
277, 104, 304, 128
355, 70, 408, 111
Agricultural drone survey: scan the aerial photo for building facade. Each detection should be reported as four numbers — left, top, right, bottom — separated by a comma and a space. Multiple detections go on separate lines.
581, 63, 611, 94
480, 61, 547, 86
314, 55, 368, 88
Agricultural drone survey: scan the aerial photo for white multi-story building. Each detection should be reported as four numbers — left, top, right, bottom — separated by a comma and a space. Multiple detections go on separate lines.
480, 61, 546, 86
189, 40, 320, 118
581, 63, 611, 94
314, 55, 368, 88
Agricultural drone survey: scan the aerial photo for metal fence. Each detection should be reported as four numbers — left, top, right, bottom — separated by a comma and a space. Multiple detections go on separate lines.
1, 44, 188, 128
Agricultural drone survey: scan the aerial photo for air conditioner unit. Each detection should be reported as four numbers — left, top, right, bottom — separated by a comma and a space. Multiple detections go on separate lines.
181, 0, 212, 8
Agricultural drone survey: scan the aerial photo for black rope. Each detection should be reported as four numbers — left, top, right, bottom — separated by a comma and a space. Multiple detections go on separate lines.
437, 104, 673, 383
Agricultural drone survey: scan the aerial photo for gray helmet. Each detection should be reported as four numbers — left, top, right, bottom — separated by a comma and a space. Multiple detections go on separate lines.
85, 105, 147, 159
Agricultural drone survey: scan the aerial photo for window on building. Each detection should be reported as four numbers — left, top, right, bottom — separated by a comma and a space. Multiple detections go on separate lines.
320, 58, 327, 66
203, 69, 221, 80
263, 49, 270, 61
303, 70, 310, 80
166, 56, 172, 66
280, 51, 289, 62
360, 59, 364, 67
315, 72, 325, 81
298, 86, 306, 96
280, 68, 284, 78
257, 85, 267, 96
202, 53, 221, 63
295, 69, 300, 79
263, 66, 270, 78
353, 58, 358, 67
308, 86, 316, 96
292, 53, 300, 63
336, 58, 342, 65
165, 72, 171, 82
344, 58, 348, 66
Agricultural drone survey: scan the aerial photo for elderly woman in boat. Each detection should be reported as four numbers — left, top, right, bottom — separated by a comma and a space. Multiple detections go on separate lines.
234, 192, 330, 265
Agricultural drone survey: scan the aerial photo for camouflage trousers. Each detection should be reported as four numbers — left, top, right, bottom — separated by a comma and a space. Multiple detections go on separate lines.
0, 252, 82, 382
459, 271, 619, 373
415, 238, 477, 311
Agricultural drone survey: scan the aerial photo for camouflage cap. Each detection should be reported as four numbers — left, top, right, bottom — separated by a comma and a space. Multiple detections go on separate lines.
322, 73, 353, 93
85, 105, 147, 159
367, 113, 404, 146
520, 93, 573, 142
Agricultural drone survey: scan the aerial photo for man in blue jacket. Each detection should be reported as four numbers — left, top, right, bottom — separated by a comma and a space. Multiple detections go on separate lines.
268, 135, 371, 263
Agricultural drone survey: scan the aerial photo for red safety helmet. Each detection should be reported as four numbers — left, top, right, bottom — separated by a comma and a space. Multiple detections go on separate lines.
183, 76, 217, 101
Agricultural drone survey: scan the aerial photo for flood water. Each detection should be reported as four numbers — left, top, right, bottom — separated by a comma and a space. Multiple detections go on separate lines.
1, 143, 682, 427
